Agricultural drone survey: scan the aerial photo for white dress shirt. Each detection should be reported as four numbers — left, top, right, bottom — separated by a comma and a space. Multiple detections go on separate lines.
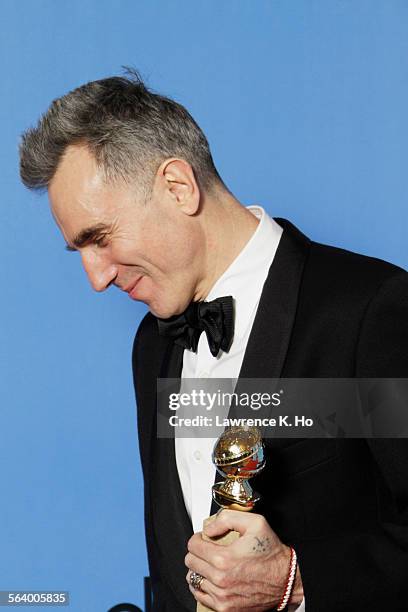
175, 205, 304, 612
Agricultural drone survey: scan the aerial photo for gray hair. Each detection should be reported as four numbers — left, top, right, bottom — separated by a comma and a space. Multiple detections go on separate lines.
19, 68, 223, 199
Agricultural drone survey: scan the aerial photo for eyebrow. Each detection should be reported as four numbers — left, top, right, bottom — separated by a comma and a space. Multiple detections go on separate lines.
65, 223, 111, 251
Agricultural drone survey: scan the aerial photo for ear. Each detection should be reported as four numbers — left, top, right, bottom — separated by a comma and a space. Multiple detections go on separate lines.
157, 158, 200, 215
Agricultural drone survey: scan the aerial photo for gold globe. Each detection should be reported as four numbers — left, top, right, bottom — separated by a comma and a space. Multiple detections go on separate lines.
212, 426, 265, 510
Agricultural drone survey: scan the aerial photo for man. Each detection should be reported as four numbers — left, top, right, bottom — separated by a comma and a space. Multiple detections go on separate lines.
20, 70, 408, 612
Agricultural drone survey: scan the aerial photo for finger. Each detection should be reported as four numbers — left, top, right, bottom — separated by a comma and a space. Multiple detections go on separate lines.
185, 569, 218, 598
188, 580, 219, 610
203, 509, 268, 538
185, 552, 222, 588
187, 532, 229, 564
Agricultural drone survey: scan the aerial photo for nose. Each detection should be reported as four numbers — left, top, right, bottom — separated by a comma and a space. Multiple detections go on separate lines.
80, 248, 118, 292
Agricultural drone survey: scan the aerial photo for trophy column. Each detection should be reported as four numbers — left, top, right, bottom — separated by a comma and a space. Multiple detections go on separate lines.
196, 426, 265, 612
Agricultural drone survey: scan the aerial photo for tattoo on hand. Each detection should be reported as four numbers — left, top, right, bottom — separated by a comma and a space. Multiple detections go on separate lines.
252, 536, 271, 553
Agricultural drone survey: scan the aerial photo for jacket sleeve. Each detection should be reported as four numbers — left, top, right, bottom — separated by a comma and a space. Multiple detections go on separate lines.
296, 270, 408, 612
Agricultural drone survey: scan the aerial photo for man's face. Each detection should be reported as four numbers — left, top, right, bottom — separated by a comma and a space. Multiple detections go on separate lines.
48, 145, 205, 318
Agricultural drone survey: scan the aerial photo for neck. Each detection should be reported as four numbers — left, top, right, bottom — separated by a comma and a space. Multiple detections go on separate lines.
193, 187, 260, 301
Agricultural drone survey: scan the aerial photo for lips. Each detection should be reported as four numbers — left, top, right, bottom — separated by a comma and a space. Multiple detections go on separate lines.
126, 277, 143, 299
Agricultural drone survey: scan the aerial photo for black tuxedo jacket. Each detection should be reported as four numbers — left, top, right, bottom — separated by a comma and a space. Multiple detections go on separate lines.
132, 219, 408, 612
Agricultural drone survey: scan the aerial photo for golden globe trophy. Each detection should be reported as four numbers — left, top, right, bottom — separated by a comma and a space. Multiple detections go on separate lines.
196, 426, 265, 612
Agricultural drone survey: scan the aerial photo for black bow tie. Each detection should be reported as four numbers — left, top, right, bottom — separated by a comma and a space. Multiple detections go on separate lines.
157, 296, 234, 357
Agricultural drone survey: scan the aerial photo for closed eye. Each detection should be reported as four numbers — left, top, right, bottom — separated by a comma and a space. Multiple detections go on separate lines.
94, 236, 109, 248
67, 223, 112, 251
65, 235, 109, 252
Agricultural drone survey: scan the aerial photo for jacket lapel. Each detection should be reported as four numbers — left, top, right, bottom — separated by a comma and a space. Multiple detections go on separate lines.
210, 218, 311, 513
237, 217, 310, 381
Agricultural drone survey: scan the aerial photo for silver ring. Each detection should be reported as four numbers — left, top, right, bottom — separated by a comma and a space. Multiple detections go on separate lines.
189, 571, 204, 591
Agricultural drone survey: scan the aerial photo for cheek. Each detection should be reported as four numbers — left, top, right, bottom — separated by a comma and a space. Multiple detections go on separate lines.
147, 225, 200, 272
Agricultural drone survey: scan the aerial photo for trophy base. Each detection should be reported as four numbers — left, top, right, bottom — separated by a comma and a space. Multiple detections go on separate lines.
196, 514, 240, 612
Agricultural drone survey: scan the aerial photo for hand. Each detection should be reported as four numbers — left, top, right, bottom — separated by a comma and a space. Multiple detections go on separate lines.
185, 510, 303, 612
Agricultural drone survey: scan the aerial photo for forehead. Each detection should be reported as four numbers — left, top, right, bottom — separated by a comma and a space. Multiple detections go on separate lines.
48, 145, 139, 237
49, 145, 108, 226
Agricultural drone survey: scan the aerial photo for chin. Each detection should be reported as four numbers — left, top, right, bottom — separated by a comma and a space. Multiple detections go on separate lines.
150, 307, 176, 320
148, 302, 171, 319
149, 298, 188, 320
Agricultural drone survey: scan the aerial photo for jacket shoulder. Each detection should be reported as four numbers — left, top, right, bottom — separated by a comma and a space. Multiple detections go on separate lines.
303, 239, 407, 311
309, 239, 406, 288
286, 237, 408, 376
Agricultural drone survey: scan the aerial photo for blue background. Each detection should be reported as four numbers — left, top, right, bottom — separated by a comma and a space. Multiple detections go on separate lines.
1, 1, 407, 610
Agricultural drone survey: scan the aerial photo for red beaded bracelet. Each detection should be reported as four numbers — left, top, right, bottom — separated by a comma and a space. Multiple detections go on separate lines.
276, 546, 297, 611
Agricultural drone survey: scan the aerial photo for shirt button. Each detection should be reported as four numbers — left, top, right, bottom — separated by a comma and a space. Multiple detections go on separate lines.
193, 450, 202, 461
